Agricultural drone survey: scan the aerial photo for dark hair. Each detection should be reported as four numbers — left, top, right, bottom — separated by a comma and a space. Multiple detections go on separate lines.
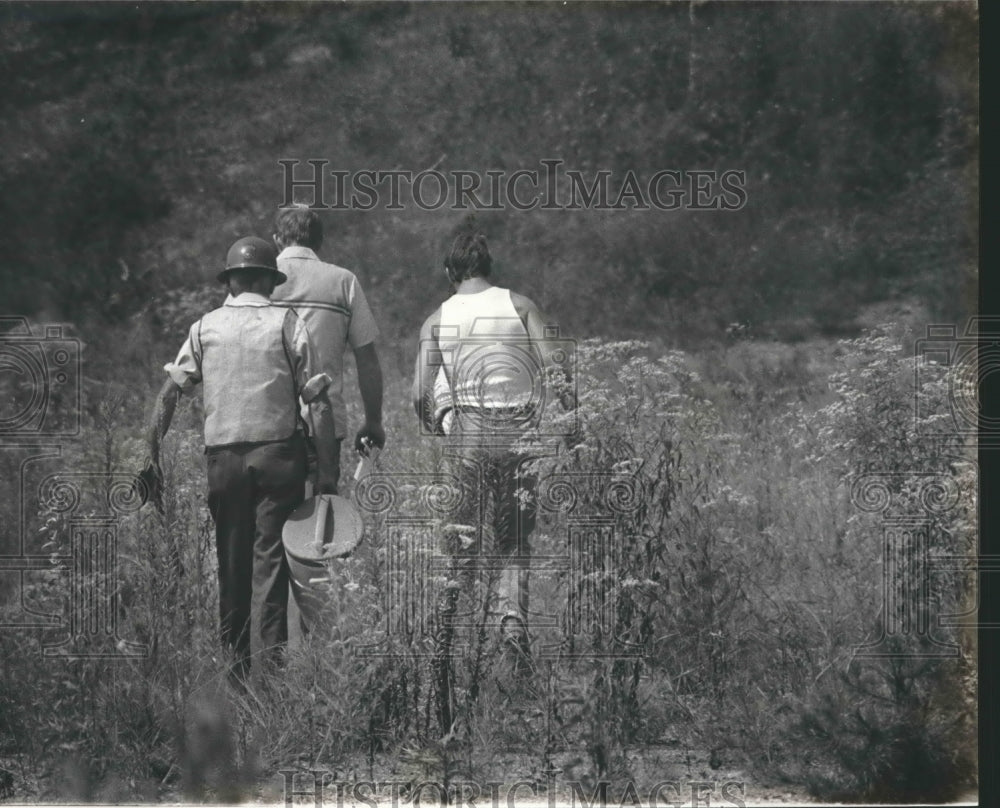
274, 205, 324, 250
444, 233, 491, 283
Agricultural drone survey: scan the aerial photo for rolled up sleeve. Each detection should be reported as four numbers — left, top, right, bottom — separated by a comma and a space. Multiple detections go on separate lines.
163, 322, 202, 392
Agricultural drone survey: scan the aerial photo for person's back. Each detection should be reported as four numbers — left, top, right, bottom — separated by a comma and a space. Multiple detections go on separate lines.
195, 299, 301, 447
271, 248, 367, 434
437, 285, 538, 414
269, 206, 385, 489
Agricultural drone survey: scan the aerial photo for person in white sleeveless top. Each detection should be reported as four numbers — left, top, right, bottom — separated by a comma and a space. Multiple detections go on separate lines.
413, 232, 575, 682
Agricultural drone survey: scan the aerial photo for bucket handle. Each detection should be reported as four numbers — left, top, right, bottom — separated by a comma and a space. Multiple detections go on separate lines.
312, 495, 335, 554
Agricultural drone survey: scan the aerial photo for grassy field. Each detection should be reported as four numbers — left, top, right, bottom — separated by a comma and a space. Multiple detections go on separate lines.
0, 305, 978, 803
0, 2, 979, 804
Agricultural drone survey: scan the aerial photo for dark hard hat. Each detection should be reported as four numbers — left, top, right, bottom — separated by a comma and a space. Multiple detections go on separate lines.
218, 237, 286, 284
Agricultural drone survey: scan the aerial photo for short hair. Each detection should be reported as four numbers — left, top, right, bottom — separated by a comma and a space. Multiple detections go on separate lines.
275, 205, 323, 250
444, 233, 491, 283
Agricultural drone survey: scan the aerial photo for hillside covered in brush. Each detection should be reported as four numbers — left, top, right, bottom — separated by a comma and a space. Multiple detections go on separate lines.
0, 2, 977, 348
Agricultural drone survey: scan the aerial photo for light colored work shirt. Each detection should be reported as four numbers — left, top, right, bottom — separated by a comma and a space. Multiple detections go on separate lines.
271, 246, 379, 438
165, 293, 327, 447
436, 286, 538, 413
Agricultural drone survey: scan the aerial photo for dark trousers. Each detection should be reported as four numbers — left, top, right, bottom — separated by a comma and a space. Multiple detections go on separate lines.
206, 435, 307, 674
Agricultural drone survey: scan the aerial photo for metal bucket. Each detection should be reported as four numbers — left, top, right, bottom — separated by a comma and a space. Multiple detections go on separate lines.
282, 494, 364, 629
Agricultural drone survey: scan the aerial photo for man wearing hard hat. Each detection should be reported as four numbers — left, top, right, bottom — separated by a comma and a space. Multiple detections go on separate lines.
146, 236, 339, 682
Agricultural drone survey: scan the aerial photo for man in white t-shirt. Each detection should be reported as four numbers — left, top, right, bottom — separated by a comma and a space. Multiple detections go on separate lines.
271, 207, 385, 489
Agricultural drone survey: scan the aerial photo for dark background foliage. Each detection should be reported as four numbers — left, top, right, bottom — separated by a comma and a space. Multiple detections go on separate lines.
0, 1, 977, 346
